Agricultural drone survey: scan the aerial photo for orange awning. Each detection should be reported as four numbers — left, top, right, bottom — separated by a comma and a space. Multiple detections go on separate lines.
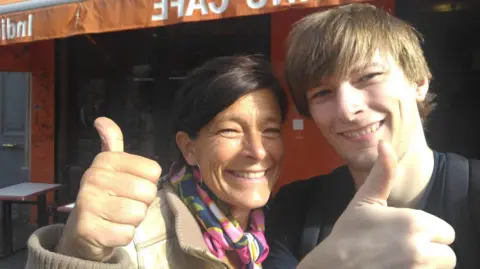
0, 0, 365, 46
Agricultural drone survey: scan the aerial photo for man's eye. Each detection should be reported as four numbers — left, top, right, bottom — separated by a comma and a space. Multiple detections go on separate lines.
312, 90, 332, 98
359, 72, 382, 82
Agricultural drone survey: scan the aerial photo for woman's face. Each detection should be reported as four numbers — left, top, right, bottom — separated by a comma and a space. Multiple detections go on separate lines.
177, 88, 284, 210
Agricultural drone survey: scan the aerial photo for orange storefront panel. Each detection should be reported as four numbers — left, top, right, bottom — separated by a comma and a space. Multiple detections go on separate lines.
0, 0, 369, 45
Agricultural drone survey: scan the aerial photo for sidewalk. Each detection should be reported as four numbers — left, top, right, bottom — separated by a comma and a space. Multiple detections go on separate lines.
0, 220, 36, 269
0, 249, 26, 269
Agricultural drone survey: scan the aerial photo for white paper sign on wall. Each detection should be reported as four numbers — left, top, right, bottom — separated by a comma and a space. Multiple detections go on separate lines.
292, 119, 304, 130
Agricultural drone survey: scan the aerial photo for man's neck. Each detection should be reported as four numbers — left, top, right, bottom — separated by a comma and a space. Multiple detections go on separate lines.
351, 138, 435, 209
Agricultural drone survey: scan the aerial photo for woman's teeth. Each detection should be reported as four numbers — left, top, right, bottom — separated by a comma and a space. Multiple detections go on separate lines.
231, 171, 265, 179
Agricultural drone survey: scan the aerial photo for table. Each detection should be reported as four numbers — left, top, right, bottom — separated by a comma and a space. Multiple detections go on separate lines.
0, 182, 62, 257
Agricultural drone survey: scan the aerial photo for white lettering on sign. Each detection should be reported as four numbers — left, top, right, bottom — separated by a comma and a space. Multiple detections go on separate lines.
152, 0, 229, 20
246, 0, 267, 9
210, 0, 229, 13
272, 0, 307, 6
185, 0, 209, 17
1, 14, 33, 41
152, 0, 306, 21
248, 0, 307, 9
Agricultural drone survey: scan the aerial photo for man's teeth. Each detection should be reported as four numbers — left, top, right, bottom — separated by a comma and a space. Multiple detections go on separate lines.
232, 171, 265, 179
343, 122, 381, 138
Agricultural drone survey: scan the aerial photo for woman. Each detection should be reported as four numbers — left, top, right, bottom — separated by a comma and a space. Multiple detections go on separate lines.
26, 55, 287, 269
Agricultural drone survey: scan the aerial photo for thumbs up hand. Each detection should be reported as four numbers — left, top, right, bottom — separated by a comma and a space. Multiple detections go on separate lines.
299, 141, 457, 269
56, 117, 162, 261
348, 140, 397, 206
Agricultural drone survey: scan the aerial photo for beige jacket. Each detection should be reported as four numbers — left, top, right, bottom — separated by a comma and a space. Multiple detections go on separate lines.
25, 183, 230, 269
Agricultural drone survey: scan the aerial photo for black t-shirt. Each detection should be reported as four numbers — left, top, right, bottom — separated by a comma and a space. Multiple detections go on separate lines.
264, 151, 479, 268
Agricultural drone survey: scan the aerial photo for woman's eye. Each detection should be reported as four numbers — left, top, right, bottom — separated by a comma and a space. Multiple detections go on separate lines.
220, 129, 238, 133
264, 128, 282, 137
218, 129, 241, 137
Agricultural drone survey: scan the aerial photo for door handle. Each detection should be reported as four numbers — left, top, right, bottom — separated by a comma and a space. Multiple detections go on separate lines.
1, 143, 23, 149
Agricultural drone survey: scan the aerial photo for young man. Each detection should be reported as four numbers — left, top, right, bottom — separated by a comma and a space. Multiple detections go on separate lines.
264, 3, 479, 269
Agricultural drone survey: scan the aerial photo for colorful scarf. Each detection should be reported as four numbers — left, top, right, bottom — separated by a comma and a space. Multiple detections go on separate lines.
169, 165, 269, 269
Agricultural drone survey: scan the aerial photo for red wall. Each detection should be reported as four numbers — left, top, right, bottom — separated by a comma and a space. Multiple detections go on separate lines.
270, 0, 395, 191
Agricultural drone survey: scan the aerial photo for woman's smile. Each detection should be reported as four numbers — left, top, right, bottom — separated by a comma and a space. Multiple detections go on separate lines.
225, 169, 269, 182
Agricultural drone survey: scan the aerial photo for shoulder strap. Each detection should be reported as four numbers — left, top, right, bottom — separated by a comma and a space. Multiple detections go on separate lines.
444, 153, 469, 226
468, 158, 480, 243
446, 154, 480, 240
444, 153, 479, 268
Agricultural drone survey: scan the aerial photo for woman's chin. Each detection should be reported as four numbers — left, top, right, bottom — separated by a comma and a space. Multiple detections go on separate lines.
227, 194, 270, 210
209, 178, 273, 210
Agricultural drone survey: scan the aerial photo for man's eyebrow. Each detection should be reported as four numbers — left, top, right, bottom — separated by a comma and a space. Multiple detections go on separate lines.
312, 62, 389, 89
350, 62, 387, 74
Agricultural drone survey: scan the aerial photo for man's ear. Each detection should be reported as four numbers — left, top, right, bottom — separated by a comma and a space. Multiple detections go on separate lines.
175, 131, 197, 166
415, 77, 430, 102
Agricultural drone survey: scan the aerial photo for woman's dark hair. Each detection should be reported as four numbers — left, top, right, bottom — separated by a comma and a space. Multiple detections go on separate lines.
167, 55, 287, 172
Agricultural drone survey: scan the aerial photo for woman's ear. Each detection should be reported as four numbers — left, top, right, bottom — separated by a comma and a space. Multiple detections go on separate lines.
175, 131, 197, 166
415, 77, 430, 102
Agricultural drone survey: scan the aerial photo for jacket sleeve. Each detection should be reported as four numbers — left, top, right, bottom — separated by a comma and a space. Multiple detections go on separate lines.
25, 224, 133, 269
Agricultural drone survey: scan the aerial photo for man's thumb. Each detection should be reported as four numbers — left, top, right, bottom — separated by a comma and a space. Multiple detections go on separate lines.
350, 140, 398, 206
94, 117, 124, 152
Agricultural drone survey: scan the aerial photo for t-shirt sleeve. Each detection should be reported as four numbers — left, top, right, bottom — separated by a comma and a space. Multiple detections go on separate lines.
263, 180, 313, 269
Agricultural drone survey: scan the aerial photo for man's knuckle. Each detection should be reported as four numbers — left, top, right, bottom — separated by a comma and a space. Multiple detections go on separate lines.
93, 152, 119, 166
396, 210, 421, 233
403, 238, 423, 264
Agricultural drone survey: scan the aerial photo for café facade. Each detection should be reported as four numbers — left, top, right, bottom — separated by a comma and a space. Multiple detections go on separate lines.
0, 0, 395, 222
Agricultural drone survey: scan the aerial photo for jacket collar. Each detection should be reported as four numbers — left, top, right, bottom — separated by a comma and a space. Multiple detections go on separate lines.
163, 183, 208, 251
162, 182, 226, 265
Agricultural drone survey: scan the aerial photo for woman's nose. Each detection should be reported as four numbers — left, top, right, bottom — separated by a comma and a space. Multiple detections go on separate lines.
243, 133, 267, 161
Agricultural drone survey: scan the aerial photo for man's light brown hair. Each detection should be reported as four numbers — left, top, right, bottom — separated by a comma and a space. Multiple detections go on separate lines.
285, 3, 435, 120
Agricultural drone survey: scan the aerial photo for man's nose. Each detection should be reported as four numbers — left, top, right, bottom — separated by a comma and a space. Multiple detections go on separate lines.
336, 82, 365, 122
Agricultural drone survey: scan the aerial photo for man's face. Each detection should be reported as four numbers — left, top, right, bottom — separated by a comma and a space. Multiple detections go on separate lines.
307, 52, 429, 171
